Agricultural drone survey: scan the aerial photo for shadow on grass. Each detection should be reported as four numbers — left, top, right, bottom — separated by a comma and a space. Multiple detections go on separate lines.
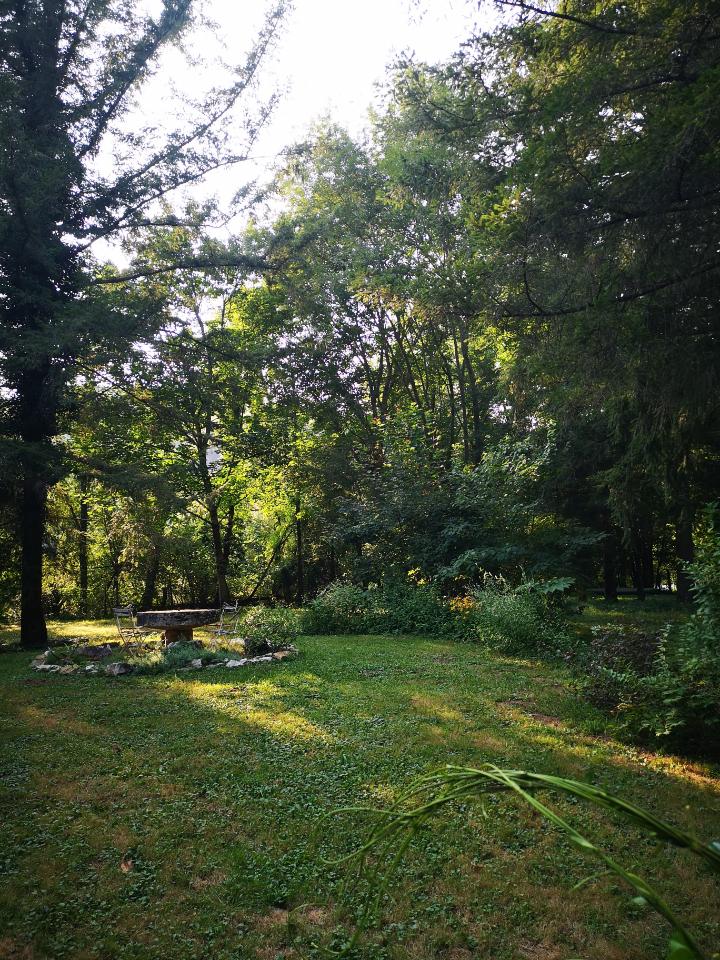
0, 633, 718, 960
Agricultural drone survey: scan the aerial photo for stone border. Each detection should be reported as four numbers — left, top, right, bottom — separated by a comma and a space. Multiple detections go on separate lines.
31, 646, 298, 677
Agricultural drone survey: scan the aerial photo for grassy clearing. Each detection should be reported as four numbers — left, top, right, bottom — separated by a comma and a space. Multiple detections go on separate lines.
572, 595, 692, 635
0, 608, 718, 959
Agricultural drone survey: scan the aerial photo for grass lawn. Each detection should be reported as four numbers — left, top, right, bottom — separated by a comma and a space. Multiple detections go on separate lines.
1, 611, 718, 959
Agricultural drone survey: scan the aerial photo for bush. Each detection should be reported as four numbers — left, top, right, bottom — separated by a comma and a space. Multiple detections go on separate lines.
301, 577, 570, 649
302, 581, 457, 636
237, 606, 300, 657
570, 507, 720, 754
637, 625, 720, 746
574, 623, 720, 755
566, 624, 660, 711
467, 575, 569, 654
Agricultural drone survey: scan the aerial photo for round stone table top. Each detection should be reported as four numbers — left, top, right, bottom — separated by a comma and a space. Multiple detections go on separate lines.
136, 608, 220, 628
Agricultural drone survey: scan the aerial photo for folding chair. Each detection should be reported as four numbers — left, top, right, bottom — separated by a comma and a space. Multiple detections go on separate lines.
210, 602, 241, 643
113, 605, 158, 651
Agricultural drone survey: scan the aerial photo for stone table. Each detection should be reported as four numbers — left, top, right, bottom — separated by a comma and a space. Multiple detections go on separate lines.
136, 609, 220, 645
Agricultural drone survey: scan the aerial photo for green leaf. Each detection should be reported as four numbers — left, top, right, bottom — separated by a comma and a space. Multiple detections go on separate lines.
667, 931, 700, 959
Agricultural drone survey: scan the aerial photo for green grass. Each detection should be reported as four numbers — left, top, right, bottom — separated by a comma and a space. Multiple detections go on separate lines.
573, 594, 692, 635
0, 612, 718, 960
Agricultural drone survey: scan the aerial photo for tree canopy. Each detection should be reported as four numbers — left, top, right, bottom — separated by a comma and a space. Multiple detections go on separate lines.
2, 0, 719, 641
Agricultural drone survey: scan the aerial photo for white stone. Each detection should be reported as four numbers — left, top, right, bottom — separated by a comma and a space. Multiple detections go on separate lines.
225, 659, 247, 668
190, 658, 204, 669
105, 662, 132, 676
34, 663, 60, 672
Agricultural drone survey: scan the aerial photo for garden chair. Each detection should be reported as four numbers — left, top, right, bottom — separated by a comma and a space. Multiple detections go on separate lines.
210, 602, 242, 644
113, 605, 159, 651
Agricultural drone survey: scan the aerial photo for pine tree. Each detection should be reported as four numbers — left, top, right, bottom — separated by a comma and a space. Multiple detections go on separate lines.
0, 0, 284, 646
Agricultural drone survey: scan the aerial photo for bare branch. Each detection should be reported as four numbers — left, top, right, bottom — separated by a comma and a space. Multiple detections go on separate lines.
493, 0, 652, 37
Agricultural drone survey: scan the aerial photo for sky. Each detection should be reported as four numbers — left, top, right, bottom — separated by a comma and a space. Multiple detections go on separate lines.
143, 0, 489, 191
99, 0, 491, 260
259, 0, 484, 147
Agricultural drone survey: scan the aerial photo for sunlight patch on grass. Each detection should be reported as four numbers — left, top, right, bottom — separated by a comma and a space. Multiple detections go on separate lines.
410, 693, 466, 722
171, 678, 334, 744
0, 618, 119, 648
1, 623, 718, 960
16, 703, 100, 737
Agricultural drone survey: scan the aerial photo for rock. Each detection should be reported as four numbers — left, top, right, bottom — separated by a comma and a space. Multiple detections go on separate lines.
84, 664, 99, 674
77, 643, 117, 659
272, 650, 294, 661
105, 662, 132, 676
58, 665, 78, 674
190, 658, 204, 669
225, 659, 247, 668
34, 663, 60, 672
248, 655, 273, 664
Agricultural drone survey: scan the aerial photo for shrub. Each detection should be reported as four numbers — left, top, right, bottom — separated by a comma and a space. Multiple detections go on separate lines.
301, 583, 373, 635
127, 641, 211, 674
641, 506, 720, 747
570, 507, 720, 754
567, 624, 661, 711
302, 581, 456, 636
467, 574, 568, 654
160, 641, 205, 670
636, 626, 720, 745
302, 577, 571, 648
237, 606, 300, 657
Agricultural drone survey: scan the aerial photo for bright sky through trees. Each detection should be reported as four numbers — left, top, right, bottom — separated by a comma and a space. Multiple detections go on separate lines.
263, 0, 483, 143
127, 1, 485, 209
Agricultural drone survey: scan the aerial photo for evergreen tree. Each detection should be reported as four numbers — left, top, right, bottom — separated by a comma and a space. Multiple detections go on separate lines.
0, 0, 284, 646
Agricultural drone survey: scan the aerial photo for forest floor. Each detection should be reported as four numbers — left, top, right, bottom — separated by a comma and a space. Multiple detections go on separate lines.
1, 603, 718, 960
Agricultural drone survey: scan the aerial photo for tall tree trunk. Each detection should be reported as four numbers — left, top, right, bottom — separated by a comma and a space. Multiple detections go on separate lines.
641, 536, 654, 591
451, 330, 470, 463
459, 336, 483, 465
675, 469, 695, 602
602, 522, 618, 602
676, 513, 695, 602
629, 532, 645, 601
295, 499, 305, 606
617, 543, 627, 590
139, 541, 161, 610
222, 504, 235, 571
78, 476, 89, 617
631, 568, 645, 601
18, 362, 54, 649
19, 475, 48, 649
208, 502, 231, 604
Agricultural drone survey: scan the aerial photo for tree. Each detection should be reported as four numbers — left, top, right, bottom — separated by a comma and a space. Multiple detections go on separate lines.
393, 0, 720, 596
0, 0, 285, 646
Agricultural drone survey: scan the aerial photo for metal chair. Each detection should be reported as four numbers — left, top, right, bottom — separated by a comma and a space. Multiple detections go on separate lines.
113, 605, 158, 650
210, 602, 241, 643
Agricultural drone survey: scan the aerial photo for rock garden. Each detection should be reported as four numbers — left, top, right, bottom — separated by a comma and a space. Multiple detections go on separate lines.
29, 607, 300, 678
